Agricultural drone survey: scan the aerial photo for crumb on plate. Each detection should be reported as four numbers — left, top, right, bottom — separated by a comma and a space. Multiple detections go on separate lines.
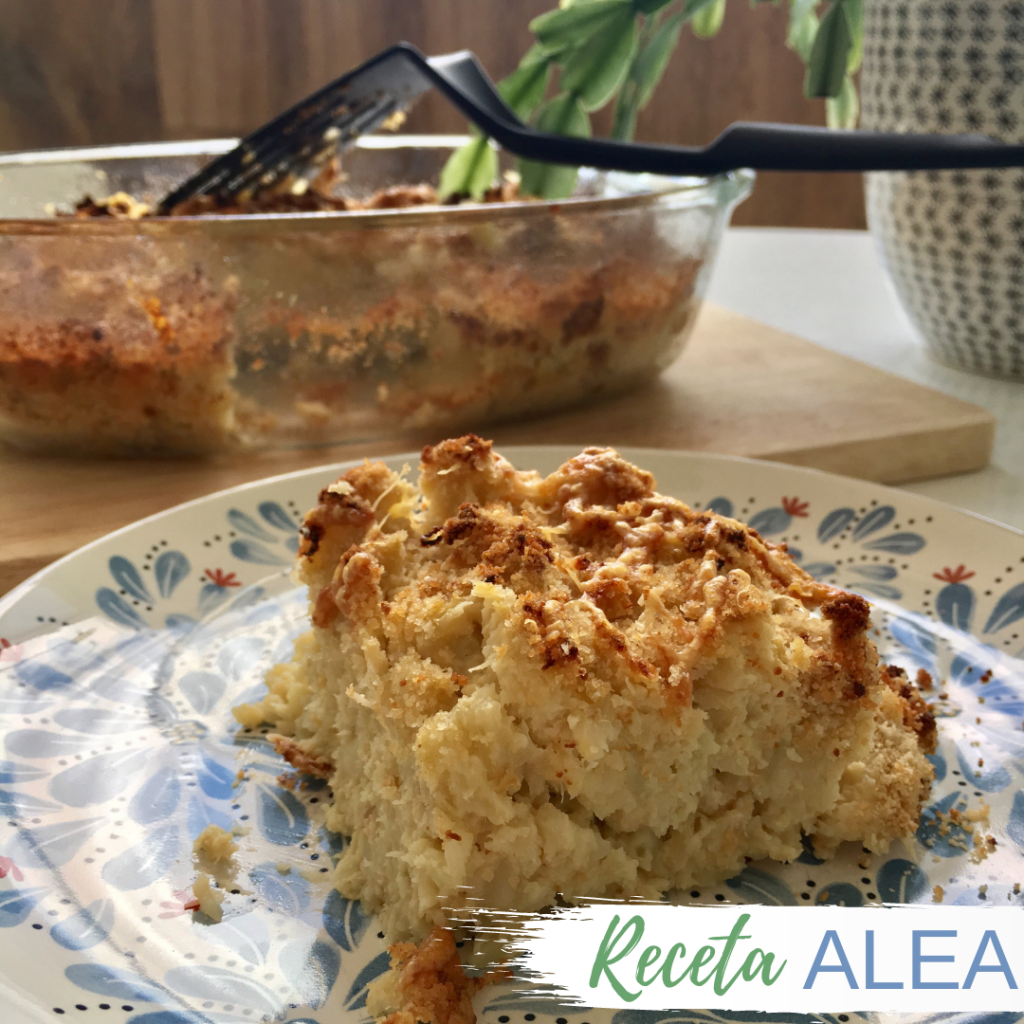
366, 927, 493, 1024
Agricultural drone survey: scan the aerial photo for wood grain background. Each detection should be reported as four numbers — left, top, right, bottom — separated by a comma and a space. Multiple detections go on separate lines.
0, 0, 866, 228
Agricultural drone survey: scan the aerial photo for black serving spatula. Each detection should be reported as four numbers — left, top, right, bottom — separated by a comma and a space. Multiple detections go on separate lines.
158, 42, 1024, 213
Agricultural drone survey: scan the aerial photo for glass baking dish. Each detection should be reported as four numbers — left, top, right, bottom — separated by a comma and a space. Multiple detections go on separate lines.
0, 136, 753, 456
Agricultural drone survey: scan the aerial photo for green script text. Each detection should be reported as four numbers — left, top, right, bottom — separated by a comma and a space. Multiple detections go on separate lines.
589, 913, 786, 1002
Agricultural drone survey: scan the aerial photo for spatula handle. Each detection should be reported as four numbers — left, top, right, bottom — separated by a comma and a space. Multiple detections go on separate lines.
424, 47, 1024, 175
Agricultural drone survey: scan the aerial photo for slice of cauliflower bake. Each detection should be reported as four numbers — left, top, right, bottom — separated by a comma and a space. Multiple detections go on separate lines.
234, 436, 935, 940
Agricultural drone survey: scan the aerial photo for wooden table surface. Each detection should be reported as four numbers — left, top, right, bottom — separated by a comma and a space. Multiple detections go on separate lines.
709, 229, 1024, 535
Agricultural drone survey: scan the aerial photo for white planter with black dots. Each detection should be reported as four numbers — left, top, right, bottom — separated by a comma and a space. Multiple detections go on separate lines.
861, 0, 1024, 379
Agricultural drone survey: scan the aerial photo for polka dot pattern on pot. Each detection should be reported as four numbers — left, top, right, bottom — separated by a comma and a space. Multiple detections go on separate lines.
861, 0, 1024, 378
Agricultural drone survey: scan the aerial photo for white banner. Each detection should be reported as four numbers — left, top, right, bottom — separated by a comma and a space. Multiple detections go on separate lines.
511, 904, 1024, 1013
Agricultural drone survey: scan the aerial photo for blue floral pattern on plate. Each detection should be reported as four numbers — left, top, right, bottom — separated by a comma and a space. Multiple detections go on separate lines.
0, 446, 1021, 1024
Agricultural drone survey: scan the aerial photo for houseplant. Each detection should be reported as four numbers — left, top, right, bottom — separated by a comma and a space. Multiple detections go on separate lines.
440, 0, 865, 202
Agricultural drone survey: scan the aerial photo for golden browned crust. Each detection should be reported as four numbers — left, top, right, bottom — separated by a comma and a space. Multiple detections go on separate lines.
298, 460, 412, 584
291, 439, 940, 738
74, 174, 514, 220
420, 434, 496, 472
248, 438, 935, 940
378, 928, 488, 1024
0, 262, 242, 455
73, 191, 153, 220
821, 591, 873, 642
3, 176, 702, 456
269, 734, 334, 780
882, 665, 938, 754
0, 268, 235, 372
298, 438, 923, 721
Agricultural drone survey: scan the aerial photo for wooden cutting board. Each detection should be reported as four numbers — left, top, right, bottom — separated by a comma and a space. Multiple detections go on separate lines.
0, 303, 994, 596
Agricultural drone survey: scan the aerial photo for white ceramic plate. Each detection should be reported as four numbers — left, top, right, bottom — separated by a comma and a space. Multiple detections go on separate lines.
1, 447, 1023, 1024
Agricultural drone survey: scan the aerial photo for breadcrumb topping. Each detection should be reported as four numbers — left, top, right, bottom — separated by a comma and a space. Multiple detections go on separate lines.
366, 927, 489, 1024
236, 437, 935, 941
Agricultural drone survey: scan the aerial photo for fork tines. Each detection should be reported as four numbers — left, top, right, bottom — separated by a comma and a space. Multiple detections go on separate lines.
159, 80, 400, 211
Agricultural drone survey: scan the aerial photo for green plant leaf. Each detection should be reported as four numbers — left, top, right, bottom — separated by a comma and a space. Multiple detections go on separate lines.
633, 9, 687, 109
843, 0, 863, 72
498, 56, 553, 119
682, 0, 724, 22
787, 0, 819, 61
530, 0, 632, 50
518, 92, 591, 199
438, 136, 499, 200
691, 0, 727, 37
804, 0, 853, 97
559, 5, 638, 110
519, 42, 553, 66
537, 92, 591, 136
610, 94, 640, 141
825, 72, 859, 128
610, 6, 662, 140
517, 157, 580, 200
634, 0, 677, 12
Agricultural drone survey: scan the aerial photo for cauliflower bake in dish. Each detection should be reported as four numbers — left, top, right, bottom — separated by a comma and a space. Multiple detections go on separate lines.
234, 437, 935, 941
0, 216, 698, 457
0, 140, 740, 456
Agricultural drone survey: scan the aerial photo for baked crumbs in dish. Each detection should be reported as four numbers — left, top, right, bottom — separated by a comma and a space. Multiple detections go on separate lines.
234, 436, 936, 941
